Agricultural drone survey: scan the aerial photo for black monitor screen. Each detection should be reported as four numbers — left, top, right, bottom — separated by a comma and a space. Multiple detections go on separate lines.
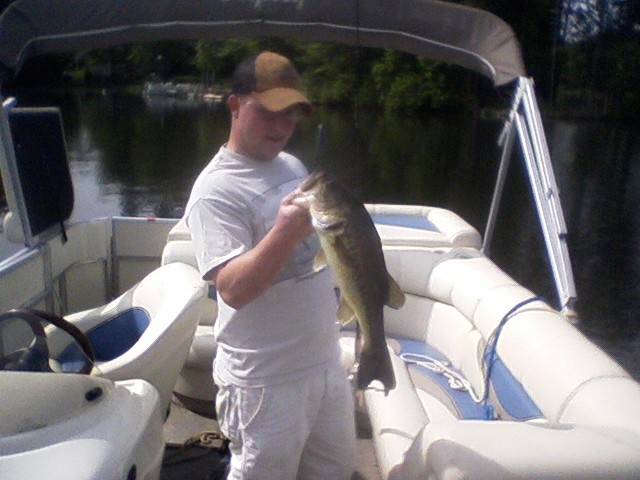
8, 107, 74, 238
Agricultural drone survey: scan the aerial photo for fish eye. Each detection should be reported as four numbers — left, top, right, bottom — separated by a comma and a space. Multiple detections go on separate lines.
300, 171, 322, 191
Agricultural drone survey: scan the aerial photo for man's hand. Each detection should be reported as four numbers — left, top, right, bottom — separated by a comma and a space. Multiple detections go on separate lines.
274, 189, 314, 241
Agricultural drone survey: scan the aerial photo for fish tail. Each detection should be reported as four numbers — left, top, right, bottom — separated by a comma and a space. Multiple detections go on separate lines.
356, 341, 396, 395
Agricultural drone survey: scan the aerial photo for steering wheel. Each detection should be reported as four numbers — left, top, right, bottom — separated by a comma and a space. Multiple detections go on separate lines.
0, 309, 95, 374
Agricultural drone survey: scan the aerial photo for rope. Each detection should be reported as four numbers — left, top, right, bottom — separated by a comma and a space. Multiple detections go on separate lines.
166, 430, 228, 449
480, 296, 542, 419
400, 296, 543, 420
400, 353, 483, 403
163, 431, 229, 467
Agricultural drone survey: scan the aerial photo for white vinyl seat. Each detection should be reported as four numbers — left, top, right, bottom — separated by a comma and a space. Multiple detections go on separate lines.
343, 247, 640, 480
160, 207, 482, 418
161, 218, 219, 416
53, 262, 208, 414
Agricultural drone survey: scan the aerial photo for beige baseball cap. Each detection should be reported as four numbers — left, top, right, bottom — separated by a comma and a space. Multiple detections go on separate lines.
232, 51, 313, 115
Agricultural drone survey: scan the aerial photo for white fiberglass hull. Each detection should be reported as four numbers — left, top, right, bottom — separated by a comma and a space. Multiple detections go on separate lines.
0, 372, 164, 480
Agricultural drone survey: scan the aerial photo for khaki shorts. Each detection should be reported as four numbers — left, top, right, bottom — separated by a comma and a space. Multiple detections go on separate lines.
215, 359, 356, 480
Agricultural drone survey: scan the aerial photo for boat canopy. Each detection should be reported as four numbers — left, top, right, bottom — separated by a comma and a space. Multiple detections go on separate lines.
0, 0, 525, 87
0, 0, 577, 315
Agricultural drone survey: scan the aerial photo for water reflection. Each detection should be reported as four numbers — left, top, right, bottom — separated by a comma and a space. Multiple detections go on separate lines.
553, 121, 640, 339
3, 89, 640, 377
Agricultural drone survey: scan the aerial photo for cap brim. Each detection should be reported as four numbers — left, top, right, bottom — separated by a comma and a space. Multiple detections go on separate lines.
252, 88, 313, 115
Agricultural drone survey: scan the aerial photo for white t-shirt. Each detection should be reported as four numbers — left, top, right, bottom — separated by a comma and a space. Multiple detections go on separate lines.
185, 146, 340, 387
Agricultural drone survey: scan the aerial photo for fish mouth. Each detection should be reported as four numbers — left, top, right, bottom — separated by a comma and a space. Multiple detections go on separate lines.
311, 210, 346, 234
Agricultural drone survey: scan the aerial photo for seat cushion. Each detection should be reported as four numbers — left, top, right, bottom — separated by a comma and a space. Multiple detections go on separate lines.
58, 307, 151, 368
390, 337, 543, 422
87, 307, 151, 361
390, 338, 488, 420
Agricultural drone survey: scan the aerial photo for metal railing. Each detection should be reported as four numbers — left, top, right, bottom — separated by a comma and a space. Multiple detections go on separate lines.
483, 77, 578, 321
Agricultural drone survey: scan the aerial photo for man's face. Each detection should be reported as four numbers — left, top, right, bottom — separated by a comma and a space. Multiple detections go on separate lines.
230, 95, 305, 162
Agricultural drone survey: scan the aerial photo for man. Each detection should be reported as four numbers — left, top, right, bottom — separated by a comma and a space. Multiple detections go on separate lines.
184, 51, 356, 479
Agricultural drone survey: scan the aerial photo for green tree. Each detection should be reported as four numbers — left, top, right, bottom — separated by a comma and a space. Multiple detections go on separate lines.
554, 0, 640, 115
370, 50, 463, 112
194, 38, 293, 87
298, 43, 363, 107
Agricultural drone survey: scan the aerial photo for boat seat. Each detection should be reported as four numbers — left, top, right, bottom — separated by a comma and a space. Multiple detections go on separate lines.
365, 204, 482, 249
342, 246, 640, 480
161, 218, 218, 415
50, 262, 208, 414
161, 207, 481, 416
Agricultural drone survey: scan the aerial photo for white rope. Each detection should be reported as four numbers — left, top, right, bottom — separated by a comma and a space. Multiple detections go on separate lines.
400, 352, 483, 403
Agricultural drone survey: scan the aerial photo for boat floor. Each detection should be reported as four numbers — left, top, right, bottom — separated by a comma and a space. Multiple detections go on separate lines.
162, 394, 381, 480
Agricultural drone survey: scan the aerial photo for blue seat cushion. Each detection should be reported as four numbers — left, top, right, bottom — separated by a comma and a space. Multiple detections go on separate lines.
390, 338, 543, 421
390, 338, 487, 420
58, 307, 151, 369
87, 307, 151, 361
372, 214, 438, 231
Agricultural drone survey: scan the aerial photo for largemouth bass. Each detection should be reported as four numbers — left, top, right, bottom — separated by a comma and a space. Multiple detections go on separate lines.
296, 170, 405, 393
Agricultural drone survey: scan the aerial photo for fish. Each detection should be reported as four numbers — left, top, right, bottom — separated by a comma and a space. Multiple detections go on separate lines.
295, 170, 405, 394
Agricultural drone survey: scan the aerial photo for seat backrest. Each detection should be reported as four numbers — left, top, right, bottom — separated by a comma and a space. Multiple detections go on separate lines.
162, 218, 198, 268
86, 307, 151, 361
166, 217, 192, 242
162, 239, 199, 270
54, 262, 208, 413
382, 246, 640, 428
161, 218, 217, 325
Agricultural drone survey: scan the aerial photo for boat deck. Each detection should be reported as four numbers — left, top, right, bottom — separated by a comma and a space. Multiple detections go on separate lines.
162, 395, 381, 480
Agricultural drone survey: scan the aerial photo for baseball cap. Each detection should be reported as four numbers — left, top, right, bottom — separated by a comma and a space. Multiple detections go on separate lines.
232, 51, 313, 115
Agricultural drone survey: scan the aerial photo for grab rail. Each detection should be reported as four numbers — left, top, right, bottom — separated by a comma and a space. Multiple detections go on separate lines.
483, 77, 578, 321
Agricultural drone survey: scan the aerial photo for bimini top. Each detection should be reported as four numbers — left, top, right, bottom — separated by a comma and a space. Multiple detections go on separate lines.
0, 0, 525, 87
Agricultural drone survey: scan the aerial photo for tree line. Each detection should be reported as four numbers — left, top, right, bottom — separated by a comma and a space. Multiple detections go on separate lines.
6, 0, 640, 117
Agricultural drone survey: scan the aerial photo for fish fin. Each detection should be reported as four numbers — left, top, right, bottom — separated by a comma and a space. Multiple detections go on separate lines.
313, 248, 328, 270
336, 299, 355, 325
385, 273, 406, 309
356, 340, 396, 395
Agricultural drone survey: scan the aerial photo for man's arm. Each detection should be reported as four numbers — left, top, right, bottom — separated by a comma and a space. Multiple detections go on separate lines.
207, 190, 313, 309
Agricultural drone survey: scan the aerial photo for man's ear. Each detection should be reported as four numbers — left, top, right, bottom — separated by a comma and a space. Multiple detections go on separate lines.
227, 94, 240, 117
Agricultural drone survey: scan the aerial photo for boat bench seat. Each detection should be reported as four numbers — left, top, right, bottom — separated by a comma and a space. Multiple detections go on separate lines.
161, 218, 218, 409
159, 205, 481, 409
161, 204, 481, 408
366, 204, 482, 249
342, 246, 640, 480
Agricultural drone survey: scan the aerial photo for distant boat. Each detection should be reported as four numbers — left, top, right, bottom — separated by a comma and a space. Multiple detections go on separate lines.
143, 81, 204, 98
202, 92, 224, 102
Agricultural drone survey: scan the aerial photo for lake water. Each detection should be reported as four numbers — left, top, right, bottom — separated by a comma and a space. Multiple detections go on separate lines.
2, 88, 639, 379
